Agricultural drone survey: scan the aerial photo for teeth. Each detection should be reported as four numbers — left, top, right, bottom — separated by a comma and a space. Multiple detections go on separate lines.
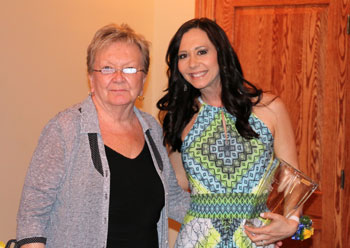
191, 71, 206, 77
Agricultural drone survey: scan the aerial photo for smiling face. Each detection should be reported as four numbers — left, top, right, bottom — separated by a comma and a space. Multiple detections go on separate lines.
177, 28, 221, 97
89, 41, 146, 109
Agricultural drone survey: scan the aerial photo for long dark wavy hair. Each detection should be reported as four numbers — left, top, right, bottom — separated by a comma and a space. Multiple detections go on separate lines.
157, 18, 263, 152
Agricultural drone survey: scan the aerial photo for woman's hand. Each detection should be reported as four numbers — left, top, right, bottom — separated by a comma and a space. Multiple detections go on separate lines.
275, 241, 283, 248
244, 212, 299, 246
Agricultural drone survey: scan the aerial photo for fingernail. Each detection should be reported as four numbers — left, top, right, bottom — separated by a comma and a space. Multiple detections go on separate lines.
260, 213, 265, 218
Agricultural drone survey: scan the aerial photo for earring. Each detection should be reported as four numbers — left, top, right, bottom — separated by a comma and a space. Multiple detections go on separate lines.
184, 83, 188, 92
137, 95, 145, 101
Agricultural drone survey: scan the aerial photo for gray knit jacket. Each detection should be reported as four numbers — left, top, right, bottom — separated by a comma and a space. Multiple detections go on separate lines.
16, 96, 190, 248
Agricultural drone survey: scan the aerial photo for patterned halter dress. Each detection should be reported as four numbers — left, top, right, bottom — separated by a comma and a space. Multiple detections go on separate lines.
175, 99, 278, 248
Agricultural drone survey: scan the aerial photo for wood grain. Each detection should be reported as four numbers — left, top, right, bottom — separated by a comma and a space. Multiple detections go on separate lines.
195, 0, 216, 19
196, 0, 350, 247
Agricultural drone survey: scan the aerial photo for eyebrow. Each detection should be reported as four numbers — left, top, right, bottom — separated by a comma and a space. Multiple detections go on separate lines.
178, 45, 207, 53
98, 59, 139, 67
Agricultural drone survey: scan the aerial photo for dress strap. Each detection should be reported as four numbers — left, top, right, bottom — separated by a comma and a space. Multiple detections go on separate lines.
198, 96, 204, 104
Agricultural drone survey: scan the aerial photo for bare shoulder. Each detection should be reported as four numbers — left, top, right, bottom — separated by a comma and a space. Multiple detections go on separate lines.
258, 94, 298, 167
253, 93, 289, 135
259, 93, 286, 109
256, 93, 290, 117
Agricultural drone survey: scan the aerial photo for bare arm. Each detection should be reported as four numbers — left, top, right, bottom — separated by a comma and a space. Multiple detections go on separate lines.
270, 97, 299, 168
254, 94, 299, 168
247, 95, 300, 245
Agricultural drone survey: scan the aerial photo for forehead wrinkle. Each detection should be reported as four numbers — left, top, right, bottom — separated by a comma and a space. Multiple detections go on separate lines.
96, 41, 142, 61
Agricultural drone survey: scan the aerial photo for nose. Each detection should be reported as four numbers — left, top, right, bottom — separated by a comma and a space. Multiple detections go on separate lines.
112, 70, 125, 81
188, 55, 199, 68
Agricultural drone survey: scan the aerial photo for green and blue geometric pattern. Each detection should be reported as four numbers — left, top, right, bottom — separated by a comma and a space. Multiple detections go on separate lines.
176, 102, 276, 248
188, 193, 268, 219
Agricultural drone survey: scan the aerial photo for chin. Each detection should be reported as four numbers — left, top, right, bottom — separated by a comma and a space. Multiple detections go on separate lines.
108, 98, 133, 106
190, 83, 210, 90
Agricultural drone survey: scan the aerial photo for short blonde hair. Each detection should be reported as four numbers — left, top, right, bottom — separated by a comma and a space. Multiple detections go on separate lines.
87, 23, 150, 74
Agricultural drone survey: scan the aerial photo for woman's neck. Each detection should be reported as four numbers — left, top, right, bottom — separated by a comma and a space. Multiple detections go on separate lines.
92, 96, 136, 129
200, 94, 223, 107
199, 85, 223, 107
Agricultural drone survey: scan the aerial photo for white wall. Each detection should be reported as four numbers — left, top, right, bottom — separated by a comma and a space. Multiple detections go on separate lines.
0, 0, 194, 244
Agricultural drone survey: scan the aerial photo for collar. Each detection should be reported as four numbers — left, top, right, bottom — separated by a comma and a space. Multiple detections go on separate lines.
80, 95, 100, 134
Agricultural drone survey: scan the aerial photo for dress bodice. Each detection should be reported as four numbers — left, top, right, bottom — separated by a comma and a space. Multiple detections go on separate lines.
181, 101, 276, 195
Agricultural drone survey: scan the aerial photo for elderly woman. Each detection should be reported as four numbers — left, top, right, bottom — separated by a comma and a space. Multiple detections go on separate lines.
16, 23, 189, 248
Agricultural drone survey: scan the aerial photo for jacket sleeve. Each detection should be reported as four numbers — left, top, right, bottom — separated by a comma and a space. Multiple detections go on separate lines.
16, 118, 67, 244
148, 117, 190, 223
166, 155, 190, 223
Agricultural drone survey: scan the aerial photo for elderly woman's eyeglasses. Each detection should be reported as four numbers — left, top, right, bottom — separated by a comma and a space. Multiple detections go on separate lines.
93, 66, 145, 75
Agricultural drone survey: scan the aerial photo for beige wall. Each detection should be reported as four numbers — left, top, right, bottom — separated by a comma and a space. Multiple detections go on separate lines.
0, 0, 194, 244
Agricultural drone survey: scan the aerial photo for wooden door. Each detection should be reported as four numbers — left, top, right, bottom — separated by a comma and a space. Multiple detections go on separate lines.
196, 0, 350, 247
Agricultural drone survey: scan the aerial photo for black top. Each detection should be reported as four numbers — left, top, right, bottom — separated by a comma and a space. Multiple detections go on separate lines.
105, 143, 165, 248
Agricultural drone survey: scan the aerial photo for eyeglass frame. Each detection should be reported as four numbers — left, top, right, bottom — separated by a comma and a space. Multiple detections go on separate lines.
93, 66, 146, 75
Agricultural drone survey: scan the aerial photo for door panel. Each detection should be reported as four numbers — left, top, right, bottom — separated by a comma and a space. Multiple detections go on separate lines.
220, 3, 326, 245
196, 0, 350, 247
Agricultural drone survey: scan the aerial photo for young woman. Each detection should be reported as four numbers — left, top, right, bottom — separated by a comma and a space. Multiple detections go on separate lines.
157, 18, 299, 247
